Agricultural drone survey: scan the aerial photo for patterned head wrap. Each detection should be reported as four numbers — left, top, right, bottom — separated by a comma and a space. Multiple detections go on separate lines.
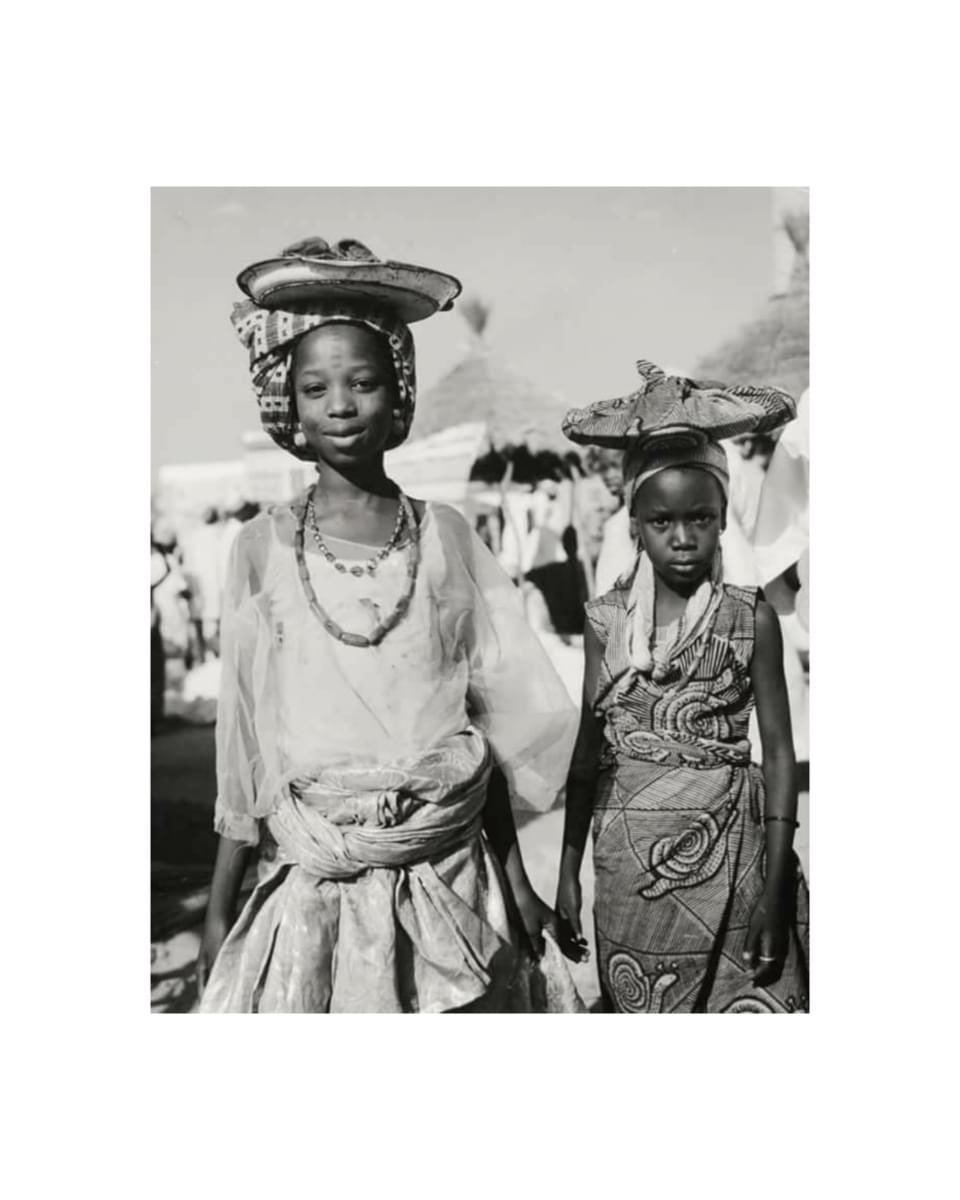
623, 427, 730, 515
231, 299, 416, 461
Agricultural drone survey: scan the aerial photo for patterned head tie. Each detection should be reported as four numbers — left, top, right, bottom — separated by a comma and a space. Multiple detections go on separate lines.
231, 238, 459, 461
561, 359, 797, 449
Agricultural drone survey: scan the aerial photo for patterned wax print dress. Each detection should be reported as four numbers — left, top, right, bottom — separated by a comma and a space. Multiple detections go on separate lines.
585, 583, 809, 1013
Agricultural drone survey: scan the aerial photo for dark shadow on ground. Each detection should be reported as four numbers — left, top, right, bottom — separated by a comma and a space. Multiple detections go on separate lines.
152, 722, 219, 951
151, 955, 199, 1013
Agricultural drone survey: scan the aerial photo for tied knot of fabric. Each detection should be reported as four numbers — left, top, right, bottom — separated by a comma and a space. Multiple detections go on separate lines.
291, 780, 418, 829
269, 738, 492, 881
623, 549, 725, 680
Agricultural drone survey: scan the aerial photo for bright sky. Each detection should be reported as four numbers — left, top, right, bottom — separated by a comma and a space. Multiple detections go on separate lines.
152, 187, 777, 473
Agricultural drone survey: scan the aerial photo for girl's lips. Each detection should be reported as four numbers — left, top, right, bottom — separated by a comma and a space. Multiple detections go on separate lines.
324, 429, 365, 442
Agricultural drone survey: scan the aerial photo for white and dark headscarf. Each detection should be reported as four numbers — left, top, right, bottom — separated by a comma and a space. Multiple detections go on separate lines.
231, 298, 416, 460
563, 360, 796, 680
622, 425, 730, 515
230, 237, 461, 460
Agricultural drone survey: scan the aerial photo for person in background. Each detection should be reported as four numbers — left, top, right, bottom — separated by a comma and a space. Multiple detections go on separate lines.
179, 506, 224, 662
557, 362, 809, 1013
752, 390, 810, 760
725, 434, 769, 544
593, 449, 633, 596
151, 520, 192, 664
753, 391, 809, 625
151, 539, 171, 732
474, 511, 501, 556
526, 474, 567, 572
526, 522, 588, 639
729, 431, 775, 469
496, 485, 534, 582
211, 505, 244, 657
558, 451, 599, 601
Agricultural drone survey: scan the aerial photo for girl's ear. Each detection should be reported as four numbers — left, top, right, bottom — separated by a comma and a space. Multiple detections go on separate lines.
719, 502, 728, 533
630, 515, 642, 544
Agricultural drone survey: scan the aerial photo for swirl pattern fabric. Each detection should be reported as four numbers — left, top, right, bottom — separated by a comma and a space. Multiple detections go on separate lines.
585, 583, 810, 1013
562, 359, 796, 449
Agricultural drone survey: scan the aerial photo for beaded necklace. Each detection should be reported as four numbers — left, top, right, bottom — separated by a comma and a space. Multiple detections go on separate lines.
294, 488, 420, 648
307, 493, 406, 576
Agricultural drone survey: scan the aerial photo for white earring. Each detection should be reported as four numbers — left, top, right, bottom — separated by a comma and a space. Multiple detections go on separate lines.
293, 425, 307, 448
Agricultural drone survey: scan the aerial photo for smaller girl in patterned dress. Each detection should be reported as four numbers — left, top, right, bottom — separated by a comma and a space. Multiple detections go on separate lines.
555, 362, 809, 1013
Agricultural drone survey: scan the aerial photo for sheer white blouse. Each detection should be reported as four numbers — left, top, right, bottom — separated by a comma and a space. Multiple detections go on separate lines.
214, 499, 578, 844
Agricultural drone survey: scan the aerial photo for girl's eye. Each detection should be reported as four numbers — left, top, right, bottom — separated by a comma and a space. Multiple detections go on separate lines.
303, 384, 326, 396
352, 378, 379, 392
649, 518, 669, 529
694, 514, 715, 525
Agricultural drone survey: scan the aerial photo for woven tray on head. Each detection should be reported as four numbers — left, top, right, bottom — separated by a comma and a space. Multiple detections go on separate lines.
562, 359, 797, 449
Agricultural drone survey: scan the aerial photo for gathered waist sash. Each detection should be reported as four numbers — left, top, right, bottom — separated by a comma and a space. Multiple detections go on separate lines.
266, 731, 492, 880
201, 729, 519, 1011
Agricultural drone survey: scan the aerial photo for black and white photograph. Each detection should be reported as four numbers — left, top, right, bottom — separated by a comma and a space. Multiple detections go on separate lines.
151, 187, 810, 1014
13, 4, 958, 1193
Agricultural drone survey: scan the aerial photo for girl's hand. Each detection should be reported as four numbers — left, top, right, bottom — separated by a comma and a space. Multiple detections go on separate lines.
196, 914, 230, 998
556, 868, 590, 963
743, 889, 790, 987
512, 883, 558, 960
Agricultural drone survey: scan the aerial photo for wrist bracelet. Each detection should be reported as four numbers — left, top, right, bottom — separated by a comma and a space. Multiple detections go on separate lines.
763, 815, 799, 828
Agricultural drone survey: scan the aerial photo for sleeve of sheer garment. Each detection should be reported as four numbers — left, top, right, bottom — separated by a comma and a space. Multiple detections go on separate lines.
213, 524, 267, 845
435, 506, 579, 812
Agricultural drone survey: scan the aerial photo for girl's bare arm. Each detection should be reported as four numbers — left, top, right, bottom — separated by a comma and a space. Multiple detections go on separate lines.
560, 621, 604, 870
196, 835, 253, 993
750, 598, 799, 894
555, 622, 604, 958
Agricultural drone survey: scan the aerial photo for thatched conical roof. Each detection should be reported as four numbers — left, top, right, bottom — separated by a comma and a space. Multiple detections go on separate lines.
411, 298, 570, 452
411, 346, 571, 451
696, 209, 809, 401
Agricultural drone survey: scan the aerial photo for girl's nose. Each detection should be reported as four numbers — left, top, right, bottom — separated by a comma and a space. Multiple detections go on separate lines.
672, 522, 695, 546
326, 385, 356, 416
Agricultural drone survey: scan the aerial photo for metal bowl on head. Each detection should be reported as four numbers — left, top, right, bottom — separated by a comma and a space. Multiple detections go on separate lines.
236, 255, 462, 323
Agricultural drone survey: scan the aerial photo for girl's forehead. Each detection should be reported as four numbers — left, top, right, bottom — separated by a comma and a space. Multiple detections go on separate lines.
295, 322, 387, 364
636, 467, 724, 507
